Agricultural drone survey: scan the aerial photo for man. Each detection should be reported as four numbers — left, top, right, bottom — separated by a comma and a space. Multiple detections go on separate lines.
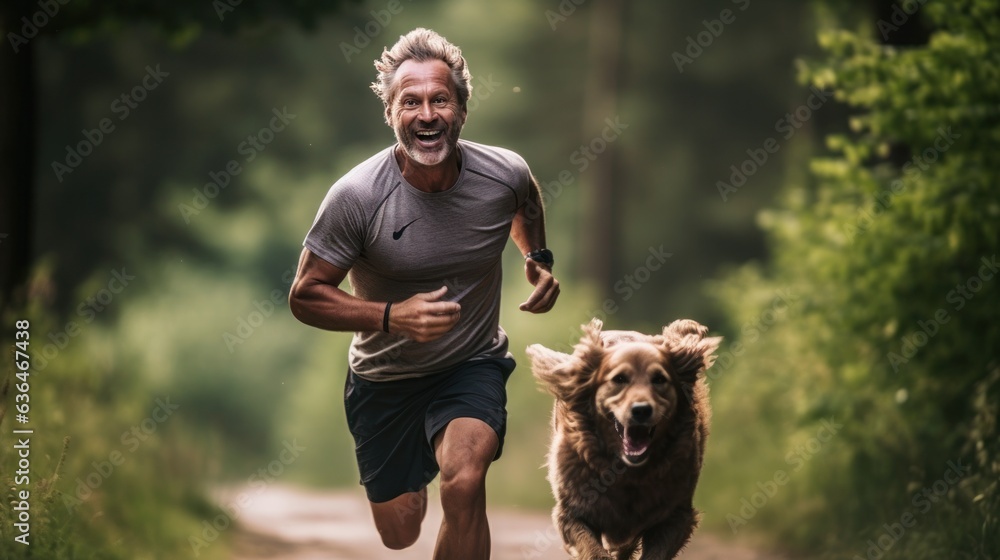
289, 28, 559, 559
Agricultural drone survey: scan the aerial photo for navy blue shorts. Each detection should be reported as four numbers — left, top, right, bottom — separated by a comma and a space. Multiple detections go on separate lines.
344, 357, 515, 503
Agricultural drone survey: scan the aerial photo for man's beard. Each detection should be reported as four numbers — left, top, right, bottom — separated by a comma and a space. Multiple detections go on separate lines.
395, 117, 464, 167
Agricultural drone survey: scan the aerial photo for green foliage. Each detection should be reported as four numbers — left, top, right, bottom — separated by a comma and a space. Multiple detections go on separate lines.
0, 286, 229, 560
32, 0, 1000, 555
702, 0, 1000, 557
40, 0, 360, 38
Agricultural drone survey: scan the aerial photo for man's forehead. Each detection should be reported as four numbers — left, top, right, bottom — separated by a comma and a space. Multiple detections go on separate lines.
395, 59, 454, 92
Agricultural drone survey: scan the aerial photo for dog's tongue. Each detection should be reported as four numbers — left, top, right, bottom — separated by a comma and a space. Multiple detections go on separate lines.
624, 426, 652, 456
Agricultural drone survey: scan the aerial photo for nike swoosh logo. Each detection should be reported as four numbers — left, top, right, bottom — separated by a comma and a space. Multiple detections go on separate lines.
392, 217, 422, 240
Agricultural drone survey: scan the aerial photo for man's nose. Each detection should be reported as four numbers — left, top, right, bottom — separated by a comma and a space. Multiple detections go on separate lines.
418, 101, 436, 122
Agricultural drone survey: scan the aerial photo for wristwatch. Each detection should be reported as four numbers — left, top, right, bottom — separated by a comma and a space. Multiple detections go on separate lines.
525, 248, 554, 269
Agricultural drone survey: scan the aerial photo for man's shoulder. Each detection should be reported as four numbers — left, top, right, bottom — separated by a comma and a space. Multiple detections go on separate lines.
328, 145, 398, 202
460, 140, 529, 178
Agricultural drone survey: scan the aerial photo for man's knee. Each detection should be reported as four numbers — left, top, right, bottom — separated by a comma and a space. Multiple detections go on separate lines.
440, 462, 489, 506
371, 491, 426, 549
378, 525, 421, 550
435, 417, 498, 508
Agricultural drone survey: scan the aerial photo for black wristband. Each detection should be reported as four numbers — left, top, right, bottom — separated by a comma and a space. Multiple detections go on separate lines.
383, 302, 393, 333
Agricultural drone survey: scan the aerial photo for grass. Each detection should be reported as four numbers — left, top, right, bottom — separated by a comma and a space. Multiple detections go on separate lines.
0, 297, 232, 560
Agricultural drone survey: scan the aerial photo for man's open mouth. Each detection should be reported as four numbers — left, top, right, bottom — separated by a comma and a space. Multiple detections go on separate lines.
414, 129, 444, 146
612, 416, 654, 465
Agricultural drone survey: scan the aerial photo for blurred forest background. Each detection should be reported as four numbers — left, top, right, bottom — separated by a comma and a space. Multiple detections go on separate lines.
1, 0, 997, 558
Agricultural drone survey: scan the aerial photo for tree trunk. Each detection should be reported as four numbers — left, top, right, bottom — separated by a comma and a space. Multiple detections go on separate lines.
0, 0, 37, 312
580, 0, 625, 300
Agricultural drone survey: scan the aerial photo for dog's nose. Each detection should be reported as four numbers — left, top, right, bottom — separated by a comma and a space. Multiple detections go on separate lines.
631, 403, 653, 422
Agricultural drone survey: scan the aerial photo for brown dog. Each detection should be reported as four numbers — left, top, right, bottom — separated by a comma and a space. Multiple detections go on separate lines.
527, 318, 721, 560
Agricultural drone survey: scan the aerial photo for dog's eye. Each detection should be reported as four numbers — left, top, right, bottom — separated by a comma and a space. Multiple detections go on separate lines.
611, 373, 628, 385
651, 373, 668, 385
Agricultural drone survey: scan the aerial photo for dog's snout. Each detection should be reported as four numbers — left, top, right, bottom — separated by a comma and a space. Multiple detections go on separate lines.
631, 403, 653, 422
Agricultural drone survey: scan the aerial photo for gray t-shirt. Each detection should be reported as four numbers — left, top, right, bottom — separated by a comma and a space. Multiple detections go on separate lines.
304, 139, 531, 381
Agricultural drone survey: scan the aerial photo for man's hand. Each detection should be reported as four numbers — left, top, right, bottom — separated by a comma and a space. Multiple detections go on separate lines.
389, 286, 462, 342
519, 259, 560, 313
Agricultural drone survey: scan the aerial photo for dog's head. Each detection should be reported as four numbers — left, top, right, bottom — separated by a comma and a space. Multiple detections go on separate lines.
528, 318, 721, 467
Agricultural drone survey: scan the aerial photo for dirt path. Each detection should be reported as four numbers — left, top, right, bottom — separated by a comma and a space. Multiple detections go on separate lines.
221, 485, 786, 560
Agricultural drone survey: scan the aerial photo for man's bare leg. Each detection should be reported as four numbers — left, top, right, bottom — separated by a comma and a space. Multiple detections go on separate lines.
432, 417, 499, 560
369, 487, 428, 550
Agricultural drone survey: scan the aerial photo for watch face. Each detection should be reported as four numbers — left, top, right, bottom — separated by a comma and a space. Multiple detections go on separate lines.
529, 249, 554, 267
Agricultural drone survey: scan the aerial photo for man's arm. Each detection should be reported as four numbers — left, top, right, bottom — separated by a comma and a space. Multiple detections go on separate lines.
289, 247, 461, 342
511, 173, 560, 313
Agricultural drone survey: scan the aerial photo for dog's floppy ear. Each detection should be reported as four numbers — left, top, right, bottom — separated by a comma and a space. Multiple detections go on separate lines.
663, 319, 710, 339
662, 320, 722, 383
527, 318, 605, 402
526, 344, 572, 382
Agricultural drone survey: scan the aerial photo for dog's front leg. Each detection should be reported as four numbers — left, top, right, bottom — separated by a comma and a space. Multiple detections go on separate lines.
555, 506, 613, 560
612, 539, 639, 560
637, 506, 698, 560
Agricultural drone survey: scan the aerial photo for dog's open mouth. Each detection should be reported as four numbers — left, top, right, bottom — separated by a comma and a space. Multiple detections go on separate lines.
612, 417, 654, 465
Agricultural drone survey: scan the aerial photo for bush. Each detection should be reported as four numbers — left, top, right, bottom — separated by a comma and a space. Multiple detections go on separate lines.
701, 1, 1000, 557
0, 273, 229, 560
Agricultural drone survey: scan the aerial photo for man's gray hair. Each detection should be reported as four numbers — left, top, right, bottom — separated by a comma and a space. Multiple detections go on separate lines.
371, 28, 473, 119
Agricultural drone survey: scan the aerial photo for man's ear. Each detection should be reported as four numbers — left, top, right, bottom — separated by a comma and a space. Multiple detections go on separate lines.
384, 105, 393, 127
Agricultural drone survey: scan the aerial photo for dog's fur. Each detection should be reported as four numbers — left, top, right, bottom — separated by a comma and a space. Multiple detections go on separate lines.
527, 319, 721, 560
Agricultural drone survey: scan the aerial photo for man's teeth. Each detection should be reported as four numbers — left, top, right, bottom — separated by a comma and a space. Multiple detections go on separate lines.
416, 130, 440, 137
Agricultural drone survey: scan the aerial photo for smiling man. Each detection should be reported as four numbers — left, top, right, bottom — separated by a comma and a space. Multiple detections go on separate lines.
289, 28, 559, 559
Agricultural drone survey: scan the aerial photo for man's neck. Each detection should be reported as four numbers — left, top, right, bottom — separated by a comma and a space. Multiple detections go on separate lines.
395, 146, 462, 193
